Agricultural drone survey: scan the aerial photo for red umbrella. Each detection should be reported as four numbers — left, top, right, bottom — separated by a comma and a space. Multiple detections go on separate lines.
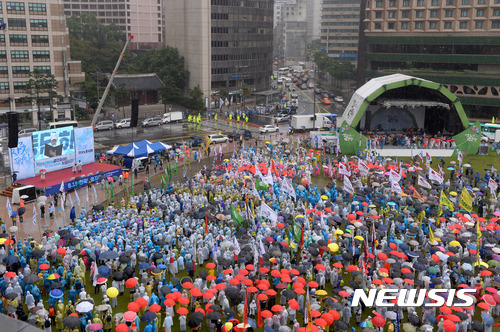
372, 315, 385, 327
178, 297, 190, 305
315, 264, 325, 271
443, 320, 455, 332
182, 282, 194, 290
206, 262, 216, 269
123, 311, 137, 322
314, 318, 327, 327
135, 297, 147, 308
310, 310, 321, 318
203, 292, 214, 300
295, 288, 306, 294
271, 270, 281, 278
195, 308, 206, 316
223, 269, 233, 275
164, 299, 175, 307
116, 324, 129, 332
149, 304, 161, 313
271, 305, 283, 312
242, 278, 253, 286
332, 263, 343, 269
177, 307, 188, 315
239, 269, 249, 276
39, 264, 50, 270
215, 283, 226, 290
338, 291, 349, 298
127, 302, 140, 312
229, 278, 240, 286
308, 281, 318, 288
261, 310, 273, 318
289, 299, 299, 310
266, 289, 277, 296
246, 264, 254, 271
477, 302, 490, 310
191, 288, 203, 297
125, 278, 137, 288
206, 275, 216, 281
257, 294, 268, 301
4, 272, 16, 278
440, 307, 452, 314
259, 267, 270, 274
247, 287, 258, 293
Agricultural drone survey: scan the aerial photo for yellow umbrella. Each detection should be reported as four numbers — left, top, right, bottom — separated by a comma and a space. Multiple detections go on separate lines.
450, 191, 458, 196
224, 322, 233, 331
369, 204, 376, 208
315, 290, 327, 296
334, 229, 344, 236
449, 240, 461, 247
354, 235, 364, 241
291, 243, 297, 249
106, 287, 119, 298
47, 274, 59, 280
265, 141, 271, 144
320, 195, 328, 200
295, 215, 304, 219
0, 238, 6, 245
475, 261, 489, 268
328, 243, 339, 253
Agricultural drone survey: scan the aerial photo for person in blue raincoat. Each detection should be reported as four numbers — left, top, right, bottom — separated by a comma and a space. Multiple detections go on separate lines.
70, 207, 76, 224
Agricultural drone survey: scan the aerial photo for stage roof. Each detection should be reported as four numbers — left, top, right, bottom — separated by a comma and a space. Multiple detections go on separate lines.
343, 73, 469, 128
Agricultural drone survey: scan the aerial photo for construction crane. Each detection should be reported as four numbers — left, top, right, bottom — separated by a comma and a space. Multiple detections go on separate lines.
90, 33, 133, 126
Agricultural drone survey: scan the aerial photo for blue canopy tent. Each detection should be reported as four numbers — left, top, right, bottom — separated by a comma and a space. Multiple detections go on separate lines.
113, 140, 171, 158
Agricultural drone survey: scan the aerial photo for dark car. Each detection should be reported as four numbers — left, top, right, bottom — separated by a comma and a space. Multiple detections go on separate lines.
315, 88, 322, 94
299, 84, 308, 90
329, 93, 336, 99
186, 136, 203, 147
228, 129, 253, 141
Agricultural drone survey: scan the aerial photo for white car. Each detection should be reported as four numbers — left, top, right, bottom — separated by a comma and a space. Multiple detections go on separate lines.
95, 120, 114, 131
259, 125, 279, 133
335, 96, 344, 103
115, 118, 131, 129
207, 134, 229, 144
141, 116, 162, 127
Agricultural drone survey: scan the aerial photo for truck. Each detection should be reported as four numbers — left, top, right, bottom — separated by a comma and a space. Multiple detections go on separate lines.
291, 114, 332, 131
290, 65, 303, 73
309, 131, 339, 154
162, 111, 183, 124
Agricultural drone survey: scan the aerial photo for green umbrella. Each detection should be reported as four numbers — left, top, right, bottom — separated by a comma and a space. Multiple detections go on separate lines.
487, 259, 500, 267
427, 266, 439, 274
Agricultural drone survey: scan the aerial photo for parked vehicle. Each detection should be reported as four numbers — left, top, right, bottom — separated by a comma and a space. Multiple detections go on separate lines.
162, 111, 183, 124
335, 96, 344, 103
18, 128, 37, 137
259, 125, 279, 133
274, 114, 290, 123
207, 134, 229, 144
315, 88, 322, 94
291, 114, 332, 131
142, 116, 162, 127
321, 98, 332, 105
299, 84, 307, 90
115, 118, 131, 129
95, 120, 114, 131
228, 129, 252, 141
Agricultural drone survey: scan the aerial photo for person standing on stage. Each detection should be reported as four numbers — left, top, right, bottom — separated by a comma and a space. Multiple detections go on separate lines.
72, 163, 77, 174
77, 160, 82, 173
40, 169, 46, 182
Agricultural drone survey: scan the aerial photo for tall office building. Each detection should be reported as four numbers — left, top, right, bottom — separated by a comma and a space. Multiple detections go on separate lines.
306, 0, 321, 43
0, 0, 84, 122
320, 0, 360, 61
274, 0, 307, 61
165, 0, 274, 97
360, 0, 500, 117
63, 0, 163, 50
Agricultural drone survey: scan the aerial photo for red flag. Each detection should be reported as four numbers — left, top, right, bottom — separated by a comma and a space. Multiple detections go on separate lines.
271, 159, 278, 176
204, 209, 209, 234
243, 290, 248, 325
257, 297, 263, 327
364, 237, 368, 266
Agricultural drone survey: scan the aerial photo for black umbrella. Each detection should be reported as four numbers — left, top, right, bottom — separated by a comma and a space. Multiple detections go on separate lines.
50, 282, 63, 289
198, 270, 208, 279
224, 308, 236, 317
69, 238, 80, 246
187, 312, 204, 328
94, 204, 104, 211
18, 207, 26, 216
408, 314, 420, 326
24, 274, 39, 284
112, 272, 125, 281
63, 315, 81, 328
31, 249, 45, 258
160, 286, 171, 295
4, 293, 18, 300
4, 306, 16, 315
225, 287, 239, 300
119, 255, 131, 264
282, 289, 296, 299
206, 311, 222, 321
123, 266, 134, 277
3, 255, 19, 265
334, 321, 349, 330
470, 321, 483, 331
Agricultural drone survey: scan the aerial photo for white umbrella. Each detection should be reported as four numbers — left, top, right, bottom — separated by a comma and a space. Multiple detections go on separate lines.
461, 263, 472, 271
20, 195, 29, 199
76, 301, 94, 313
9, 226, 18, 233
38, 196, 47, 202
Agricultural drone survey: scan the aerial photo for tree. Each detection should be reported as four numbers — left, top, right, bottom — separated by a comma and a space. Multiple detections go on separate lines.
187, 86, 205, 110
125, 47, 189, 102
216, 88, 229, 101
306, 39, 321, 61
66, 13, 125, 73
25, 70, 58, 130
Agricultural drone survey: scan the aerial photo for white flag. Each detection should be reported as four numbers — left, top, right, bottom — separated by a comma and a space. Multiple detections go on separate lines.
219, 98, 224, 107
425, 152, 432, 164
60, 181, 65, 193
262, 168, 273, 185
93, 186, 97, 202
281, 177, 296, 199
69, 192, 73, 207
60, 197, 65, 211
488, 178, 498, 191
343, 175, 354, 195
32, 205, 37, 225
234, 238, 241, 256
358, 160, 369, 176
391, 181, 402, 194
230, 95, 233, 105
389, 169, 401, 184
86, 186, 89, 203
457, 150, 463, 167
429, 167, 443, 184
75, 190, 81, 205
259, 202, 278, 224
417, 175, 432, 189
338, 163, 351, 177
6, 198, 12, 218
255, 164, 264, 181
259, 238, 266, 256
417, 150, 424, 161
251, 183, 261, 199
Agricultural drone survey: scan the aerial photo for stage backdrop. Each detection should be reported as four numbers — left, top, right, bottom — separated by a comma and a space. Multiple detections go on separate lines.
32, 126, 76, 173
74, 127, 95, 165
9, 136, 35, 180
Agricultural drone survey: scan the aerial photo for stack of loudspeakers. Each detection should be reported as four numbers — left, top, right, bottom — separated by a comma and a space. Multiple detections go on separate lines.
7, 112, 18, 148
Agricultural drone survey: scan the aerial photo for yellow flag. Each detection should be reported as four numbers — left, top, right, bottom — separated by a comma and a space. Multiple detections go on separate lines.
459, 187, 473, 212
437, 203, 443, 217
476, 222, 482, 262
439, 190, 454, 212
205, 136, 211, 154
429, 223, 435, 245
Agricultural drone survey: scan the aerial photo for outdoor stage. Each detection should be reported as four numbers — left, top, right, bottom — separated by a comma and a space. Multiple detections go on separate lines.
17, 162, 123, 196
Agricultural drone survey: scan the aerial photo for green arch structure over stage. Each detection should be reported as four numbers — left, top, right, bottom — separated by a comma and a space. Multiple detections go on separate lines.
339, 74, 481, 156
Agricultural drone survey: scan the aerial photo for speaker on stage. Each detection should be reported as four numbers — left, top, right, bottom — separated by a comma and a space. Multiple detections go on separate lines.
130, 98, 139, 127
7, 112, 18, 148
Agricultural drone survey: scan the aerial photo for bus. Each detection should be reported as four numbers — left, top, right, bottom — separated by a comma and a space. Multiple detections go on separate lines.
470, 122, 500, 142
47, 120, 78, 130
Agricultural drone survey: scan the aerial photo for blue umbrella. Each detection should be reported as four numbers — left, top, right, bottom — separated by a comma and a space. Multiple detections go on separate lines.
157, 264, 168, 269
50, 289, 63, 298
97, 266, 111, 277
140, 311, 156, 322
378, 225, 388, 232
138, 262, 150, 270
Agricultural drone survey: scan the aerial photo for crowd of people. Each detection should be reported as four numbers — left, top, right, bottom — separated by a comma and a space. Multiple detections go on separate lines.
0, 134, 499, 332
